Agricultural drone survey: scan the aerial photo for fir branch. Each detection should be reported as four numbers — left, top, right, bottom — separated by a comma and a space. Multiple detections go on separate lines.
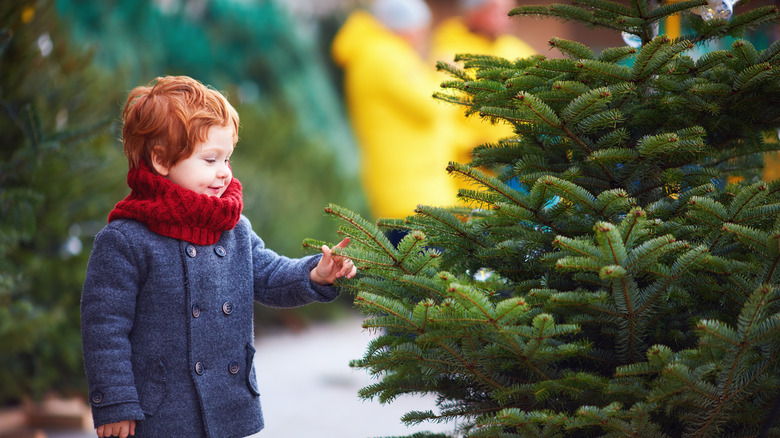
595, 129, 631, 149
687, 285, 780, 437
577, 59, 634, 84
553, 235, 601, 259
561, 86, 613, 125
355, 292, 419, 330
432, 339, 510, 390
396, 230, 431, 269
632, 35, 673, 81
432, 90, 472, 107
722, 6, 780, 43
324, 203, 396, 255
435, 60, 472, 82
589, 147, 638, 165
721, 223, 769, 255
572, 108, 625, 134
552, 80, 591, 97
531, 58, 580, 75
571, 0, 636, 17
635, 245, 709, 319
689, 81, 731, 97
448, 162, 548, 222
556, 256, 605, 273
639, 40, 695, 83
514, 91, 563, 127
413, 204, 479, 244
764, 235, 780, 285
732, 63, 777, 94
596, 189, 636, 218
598, 46, 639, 64
548, 37, 594, 60
509, 4, 595, 22
477, 106, 553, 127
624, 235, 686, 273
728, 182, 769, 219
458, 53, 516, 70
730, 39, 760, 67
694, 50, 735, 73
646, 0, 707, 20
687, 196, 728, 223
619, 208, 649, 247
537, 175, 599, 215
758, 39, 780, 65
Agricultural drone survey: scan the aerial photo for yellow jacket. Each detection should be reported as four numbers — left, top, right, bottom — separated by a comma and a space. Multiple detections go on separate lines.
332, 11, 459, 219
431, 17, 537, 166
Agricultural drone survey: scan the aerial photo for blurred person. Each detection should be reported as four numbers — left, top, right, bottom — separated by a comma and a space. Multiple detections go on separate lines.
433, 0, 536, 59
331, 0, 459, 229
80, 75, 357, 438
431, 0, 536, 174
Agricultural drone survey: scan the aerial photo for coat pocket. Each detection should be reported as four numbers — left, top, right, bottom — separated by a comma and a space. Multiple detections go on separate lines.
245, 343, 260, 396
139, 358, 168, 416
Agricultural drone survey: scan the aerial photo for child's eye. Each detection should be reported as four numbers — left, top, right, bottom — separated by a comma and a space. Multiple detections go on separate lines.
205, 158, 217, 164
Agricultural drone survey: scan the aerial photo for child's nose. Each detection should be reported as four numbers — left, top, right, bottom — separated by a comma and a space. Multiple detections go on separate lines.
217, 164, 231, 178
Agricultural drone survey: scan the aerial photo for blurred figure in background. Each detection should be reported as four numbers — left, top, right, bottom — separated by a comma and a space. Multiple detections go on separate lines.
331, 0, 459, 232
431, 0, 536, 177
432, 0, 535, 61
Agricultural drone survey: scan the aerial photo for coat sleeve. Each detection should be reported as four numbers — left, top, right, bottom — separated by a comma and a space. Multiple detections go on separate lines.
244, 220, 340, 308
81, 225, 145, 427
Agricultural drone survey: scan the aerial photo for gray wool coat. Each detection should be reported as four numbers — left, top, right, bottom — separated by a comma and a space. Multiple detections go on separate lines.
81, 215, 340, 438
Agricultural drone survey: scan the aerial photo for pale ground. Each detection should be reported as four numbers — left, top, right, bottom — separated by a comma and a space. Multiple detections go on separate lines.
48, 315, 457, 438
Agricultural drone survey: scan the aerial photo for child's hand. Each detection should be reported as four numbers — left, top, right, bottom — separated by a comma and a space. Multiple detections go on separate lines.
97, 420, 136, 437
310, 238, 357, 285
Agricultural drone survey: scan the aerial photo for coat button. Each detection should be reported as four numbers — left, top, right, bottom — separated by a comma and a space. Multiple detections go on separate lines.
228, 361, 240, 374
186, 245, 197, 258
222, 301, 233, 315
192, 304, 201, 318
215, 246, 227, 257
195, 361, 204, 375
91, 392, 103, 404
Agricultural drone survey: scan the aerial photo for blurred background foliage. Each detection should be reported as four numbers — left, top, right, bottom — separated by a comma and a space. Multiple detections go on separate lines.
1, 0, 367, 405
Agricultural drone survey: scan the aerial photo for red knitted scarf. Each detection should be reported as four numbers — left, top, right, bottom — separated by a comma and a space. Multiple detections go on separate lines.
108, 161, 243, 245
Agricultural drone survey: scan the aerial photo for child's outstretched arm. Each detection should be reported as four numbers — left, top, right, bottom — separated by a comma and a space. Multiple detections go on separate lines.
310, 238, 357, 285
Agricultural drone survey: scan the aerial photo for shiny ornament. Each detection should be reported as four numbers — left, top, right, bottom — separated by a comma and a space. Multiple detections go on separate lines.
692, 0, 736, 20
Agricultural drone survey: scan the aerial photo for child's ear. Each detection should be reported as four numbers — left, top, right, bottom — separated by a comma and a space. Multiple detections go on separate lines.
150, 146, 169, 176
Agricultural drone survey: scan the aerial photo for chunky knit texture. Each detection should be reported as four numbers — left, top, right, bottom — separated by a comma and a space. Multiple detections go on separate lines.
108, 161, 243, 245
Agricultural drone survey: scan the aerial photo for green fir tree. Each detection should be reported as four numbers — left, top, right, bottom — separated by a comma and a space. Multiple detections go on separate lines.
308, 1, 780, 436
0, 1, 126, 404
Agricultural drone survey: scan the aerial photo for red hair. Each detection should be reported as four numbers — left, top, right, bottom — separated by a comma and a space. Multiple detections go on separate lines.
121, 76, 240, 169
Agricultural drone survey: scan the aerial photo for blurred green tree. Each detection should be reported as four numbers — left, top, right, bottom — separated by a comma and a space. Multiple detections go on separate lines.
312, 0, 780, 436
0, 0, 126, 404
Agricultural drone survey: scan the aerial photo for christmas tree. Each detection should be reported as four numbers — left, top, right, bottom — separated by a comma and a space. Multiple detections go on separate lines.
308, 0, 780, 436
0, 1, 126, 403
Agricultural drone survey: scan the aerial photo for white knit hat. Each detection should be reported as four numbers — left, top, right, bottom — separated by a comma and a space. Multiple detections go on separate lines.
370, 0, 432, 31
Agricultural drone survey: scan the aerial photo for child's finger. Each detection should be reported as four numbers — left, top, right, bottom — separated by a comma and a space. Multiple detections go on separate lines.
337, 259, 355, 278
321, 244, 332, 262
334, 237, 351, 249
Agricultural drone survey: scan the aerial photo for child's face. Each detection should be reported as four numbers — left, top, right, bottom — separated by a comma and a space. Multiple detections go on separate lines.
155, 124, 235, 197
